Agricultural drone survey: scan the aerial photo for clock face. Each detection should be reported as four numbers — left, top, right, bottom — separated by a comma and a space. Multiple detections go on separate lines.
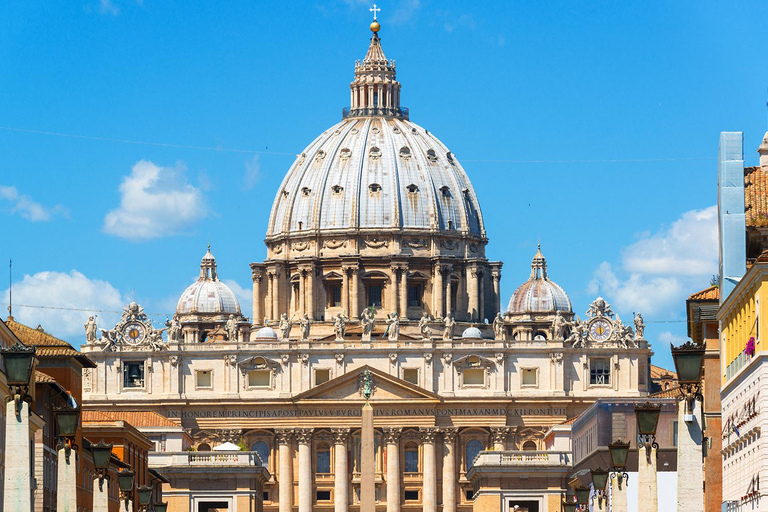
589, 319, 612, 342
122, 322, 146, 344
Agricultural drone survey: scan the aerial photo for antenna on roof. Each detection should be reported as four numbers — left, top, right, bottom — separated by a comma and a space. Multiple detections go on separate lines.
8, 259, 12, 319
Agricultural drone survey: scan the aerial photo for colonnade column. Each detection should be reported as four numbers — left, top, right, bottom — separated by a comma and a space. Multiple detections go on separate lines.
342, 268, 350, 315
267, 273, 274, 321
272, 270, 282, 321
390, 265, 400, 316
421, 428, 438, 512
383, 427, 402, 512
445, 270, 452, 318
307, 265, 315, 320
276, 429, 294, 512
441, 428, 457, 512
478, 270, 485, 322
251, 266, 263, 325
296, 428, 314, 512
467, 267, 479, 321
350, 266, 360, 319
434, 263, 444, 319
332, 429, 350, 512
299, 270, 306, 317
399, 266, 408, 318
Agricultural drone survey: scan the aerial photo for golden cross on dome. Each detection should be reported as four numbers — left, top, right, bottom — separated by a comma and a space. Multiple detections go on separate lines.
369, 3, 381, 21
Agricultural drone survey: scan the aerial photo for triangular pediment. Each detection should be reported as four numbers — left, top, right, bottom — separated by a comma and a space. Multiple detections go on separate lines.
294, 365, 441, 403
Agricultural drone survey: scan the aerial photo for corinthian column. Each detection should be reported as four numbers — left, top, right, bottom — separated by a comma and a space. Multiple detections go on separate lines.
251, 266, 263, 325
399, 266, 408, 318
296, 428, 314, 512
383, 427, 403, 512
350, 266, 360, 319
332, 429, 351, 512
276, 429, 294, 512
491, 270, 501, 318
441, 428, 458, 512
420, 428, 438, 512
468, 268, 479, 321
490, 427, 510, 451
434, 263, 444, 319
307, 265, 315, 320
299, 270, 306, 316
342, 268, 350, 315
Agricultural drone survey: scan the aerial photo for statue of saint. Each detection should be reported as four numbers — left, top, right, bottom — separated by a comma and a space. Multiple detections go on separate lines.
334, 311, 349, 341
165, 314, 182, 343
552, 311, 566, 341
279, 313, 293, 340
419, 312, 432, 340
226, 314, 238, 342
84, 316, 98, 344
493, 312, 505, 340
634, 312, 645, 340
443, 312, 456, 341
300, 314, 311, 341
385, 312, 400, 341
360, 308, 375, 342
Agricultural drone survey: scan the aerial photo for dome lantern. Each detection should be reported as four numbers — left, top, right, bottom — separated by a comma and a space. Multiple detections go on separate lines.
507, 245, 572, 315
176, 246, 242, 317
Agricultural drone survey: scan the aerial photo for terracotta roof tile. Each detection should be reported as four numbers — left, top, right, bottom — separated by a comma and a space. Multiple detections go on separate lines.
6, 318, 95, 367
745, 166, 768, 227
34, 370, 56, 384
688, 286, 720, 301
83, 410, 180, 428
650, 364, 677, 380
651, 386, 681, 398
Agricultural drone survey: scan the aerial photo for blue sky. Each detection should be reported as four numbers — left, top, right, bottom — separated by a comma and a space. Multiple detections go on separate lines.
2, 0, 768, 370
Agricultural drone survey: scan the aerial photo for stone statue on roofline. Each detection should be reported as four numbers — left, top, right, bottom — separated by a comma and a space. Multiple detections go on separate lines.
443, 312, 455, 341
84, 315, 99, 344
634, 312, 645, 340
334, 311, 349, 341
279, 313, 293, 340
419, 311, 432, 340
493, 312, 504, 340
385, 312, 399, 341
360, 307, 375, 342
166, 314, 181, 343
300, 314, 311, 341
226, 314, 238, 342
552, 311, 566, 341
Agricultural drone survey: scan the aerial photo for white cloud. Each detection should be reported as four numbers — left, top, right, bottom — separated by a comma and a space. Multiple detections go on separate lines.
587, 205, 718, 317
99, 0, 120, 16
103, 160, 208, 240
658, 331, 689, 347
222, 279, 253, 321
2, 270, 124, 340
0, 185, 68, 222
243, 155, 260, 190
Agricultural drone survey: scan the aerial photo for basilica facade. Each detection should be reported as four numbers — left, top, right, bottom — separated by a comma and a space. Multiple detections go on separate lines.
81, 19, 653, 512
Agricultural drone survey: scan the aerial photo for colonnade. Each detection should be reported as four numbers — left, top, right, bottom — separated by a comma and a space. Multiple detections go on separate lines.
251, 260, 501, 326
272, 426, 492, 512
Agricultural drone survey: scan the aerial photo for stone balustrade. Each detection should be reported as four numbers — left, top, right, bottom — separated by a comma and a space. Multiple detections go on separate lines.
472, 450, 571, 468
149, 451, 265, 467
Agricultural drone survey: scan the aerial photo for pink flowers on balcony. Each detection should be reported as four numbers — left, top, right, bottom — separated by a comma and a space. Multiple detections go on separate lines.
745, 337, 756, 357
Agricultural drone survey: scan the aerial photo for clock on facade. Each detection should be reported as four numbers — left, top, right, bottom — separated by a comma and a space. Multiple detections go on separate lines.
122, 322, 146, 344
588, 319, 612, 342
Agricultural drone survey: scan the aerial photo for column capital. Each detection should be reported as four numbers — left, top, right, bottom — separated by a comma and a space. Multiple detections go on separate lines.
490, 427, 511, 444
440, 427, 458, 443
275, 429, 295, 444
382, 427, 403, 444
295, 428, 314, 444
331, 428, 351, 444
420, 427, 440, 443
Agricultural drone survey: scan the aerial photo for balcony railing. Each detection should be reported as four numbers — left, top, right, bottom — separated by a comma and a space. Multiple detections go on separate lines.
342, 106, 409, 120
472, 450, 571, 468
149, 451, 265, 467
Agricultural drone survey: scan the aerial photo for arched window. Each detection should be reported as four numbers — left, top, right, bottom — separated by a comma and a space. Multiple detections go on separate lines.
316, 443, 331, 474
252, 441, 270, 467
404, 443, 419, 473
197, 443, 211, 452
466, 439, 483, 470
533, 331, 547, 341
523, 440, 537, 451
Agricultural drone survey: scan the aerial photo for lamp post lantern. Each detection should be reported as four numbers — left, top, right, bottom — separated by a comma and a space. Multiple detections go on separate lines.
91, 441, 114, 512
561, 498, 578, 512
0, 342, 36, 414
117, 469, 135, 510
608, 440, 631, 489
575, 487, 590, 509
635, 402, 661, 462
137, 485, 153, 512
590, 467, 609, 507
670, 341, 705, 416
154, 503, 168, 512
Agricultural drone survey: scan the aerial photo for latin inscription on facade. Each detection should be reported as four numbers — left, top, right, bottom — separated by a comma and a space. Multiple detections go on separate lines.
166, 407, 567, 419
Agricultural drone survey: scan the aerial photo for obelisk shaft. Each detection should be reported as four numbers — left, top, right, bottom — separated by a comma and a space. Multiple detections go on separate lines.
361, 402, 375, 512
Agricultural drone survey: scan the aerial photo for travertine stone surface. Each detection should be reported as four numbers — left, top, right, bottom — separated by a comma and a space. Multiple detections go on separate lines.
56, 447, 78, 512
637, 445, 658, 512
677, 401, 704, 512
3, 400, 31, 512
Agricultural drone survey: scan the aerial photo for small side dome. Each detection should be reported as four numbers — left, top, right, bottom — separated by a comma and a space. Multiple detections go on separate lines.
507, 245, 572, 314
462, 326, 483, 340
176, 246, 242, 316
255, 326, 278, 340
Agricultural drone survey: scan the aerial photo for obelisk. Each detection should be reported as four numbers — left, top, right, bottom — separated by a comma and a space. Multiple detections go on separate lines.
360, 369, 375, 512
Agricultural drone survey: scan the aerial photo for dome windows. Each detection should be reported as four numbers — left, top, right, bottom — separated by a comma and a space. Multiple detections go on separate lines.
315, 150, 326, 161
399, 146, 411, 159
406, 184, 419, 194
440, 186, 451, 198
301, 187, 312, 196
368, 183, 382, 194
331, 185, 344, 195
339, 148, 352, 162
369, 147, 381, 160
426, 149, 438, 163
371, 126, 380, 134
393, 126, 401, 134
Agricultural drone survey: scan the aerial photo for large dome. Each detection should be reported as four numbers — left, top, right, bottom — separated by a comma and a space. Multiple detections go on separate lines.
507, 246, 572, 314
266, 29, 484, 241
176, 247, 241, 316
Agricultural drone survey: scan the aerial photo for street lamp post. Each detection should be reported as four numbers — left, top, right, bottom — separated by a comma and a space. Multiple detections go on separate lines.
671, 341, 705, 512
608, 440, 630, 512
137, 485, 153, 512
0, 342, 36, 512
54, 403, 81, 512
91, 441, 114, 512
561, 498, 578, 512
153, 503, 168, 512
590, 467, 609, 509
574, 487, 590, 511
635, 402, 661, 512
117, 469, 136, 512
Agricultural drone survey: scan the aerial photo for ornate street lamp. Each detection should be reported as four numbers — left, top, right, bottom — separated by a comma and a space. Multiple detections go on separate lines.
0, 342, 36, 415
590, 467, 609, 506
136, 485, 153, 512
608, 440, 630, 489
53, 403, 80, 463
671, 341, 705, 416
575, 486, 590, 508
90, 441, 113, 490
635, 401, 661, 462
153, 503, 168, 512
561, 498, 578, 512
117, 469, 135, 508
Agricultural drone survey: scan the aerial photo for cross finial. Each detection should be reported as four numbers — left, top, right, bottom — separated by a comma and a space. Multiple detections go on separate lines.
370, 3, 381, 21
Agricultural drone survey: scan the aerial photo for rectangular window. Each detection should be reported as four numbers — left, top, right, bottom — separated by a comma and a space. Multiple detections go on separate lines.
317, 450, 331, 473
315, 369, 331, 385
521, 368, 538, 387
404, 490, 419, 501
263, 492, 269, 502
463, 368, 485, 386
368, 285, 382, 308
196, 370, 213, 389
404, 449, 419, 472
248, 370, 271, 388
408, 285, 422, 308
331, 285, 342, 307
590, 358, 611, 385
123, 362, 145, 389
673, 421, 679, 446
466, 490, 474, 501
316, 490, 331, 501
403, 368, 419, 385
